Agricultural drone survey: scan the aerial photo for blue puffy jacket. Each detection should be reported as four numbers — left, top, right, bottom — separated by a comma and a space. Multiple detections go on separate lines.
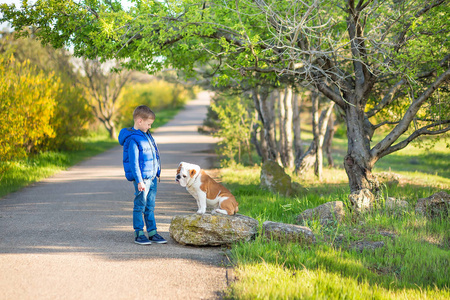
118, 127, 161, 182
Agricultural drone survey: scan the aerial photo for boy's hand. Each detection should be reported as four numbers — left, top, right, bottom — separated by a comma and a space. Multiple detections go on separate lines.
138, 182, 146, 191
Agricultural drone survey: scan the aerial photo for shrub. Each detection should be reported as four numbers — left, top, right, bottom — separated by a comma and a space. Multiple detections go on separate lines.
0, 33, 93, 152
210, 93, 255, 166
41, 81, 93, 151
0, 56, 60, 161
116, 80, 192, 128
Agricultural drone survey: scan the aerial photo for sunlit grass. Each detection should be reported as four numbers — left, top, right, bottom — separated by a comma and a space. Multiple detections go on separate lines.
219, 139, 450, 299
227, 262, 450, 300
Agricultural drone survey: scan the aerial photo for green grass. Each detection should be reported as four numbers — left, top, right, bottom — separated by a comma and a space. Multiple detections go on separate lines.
0, 106, 183, 199
218, 141, 450, 299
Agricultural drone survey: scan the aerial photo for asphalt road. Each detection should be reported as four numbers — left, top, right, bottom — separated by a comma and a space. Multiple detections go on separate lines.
0, 91, 229, 300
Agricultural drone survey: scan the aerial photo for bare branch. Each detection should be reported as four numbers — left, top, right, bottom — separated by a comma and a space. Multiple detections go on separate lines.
316, 82, 347, 109
373, 120, 401, 130
378, 120, 450, 159
371, 67, 450, 158
85, 6, 99, 19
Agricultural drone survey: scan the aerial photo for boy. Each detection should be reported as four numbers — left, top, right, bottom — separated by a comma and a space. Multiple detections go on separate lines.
118, 105, 167, 245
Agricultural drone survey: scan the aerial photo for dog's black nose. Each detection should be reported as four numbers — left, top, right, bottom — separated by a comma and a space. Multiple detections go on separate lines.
176, 174, 181, 179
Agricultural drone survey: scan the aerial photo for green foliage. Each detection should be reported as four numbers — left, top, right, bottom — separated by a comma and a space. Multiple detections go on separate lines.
210, 93, 255, 166
44, 82, 93, 151
2, 1, 448, 191
0, 32, 93, 152
0, 56, 59, 161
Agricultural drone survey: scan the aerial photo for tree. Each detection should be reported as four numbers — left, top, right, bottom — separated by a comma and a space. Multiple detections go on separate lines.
79, 58, 131, 139
295, 92, 335, 180
211, 93, 254, 165
2, 0, 448, 193
278, 87, 295, 168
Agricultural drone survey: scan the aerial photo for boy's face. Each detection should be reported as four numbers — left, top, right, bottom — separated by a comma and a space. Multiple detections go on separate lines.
135, 117, 155, 132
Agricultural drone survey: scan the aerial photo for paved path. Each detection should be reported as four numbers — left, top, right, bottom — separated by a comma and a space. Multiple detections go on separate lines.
0, 92, 229, 300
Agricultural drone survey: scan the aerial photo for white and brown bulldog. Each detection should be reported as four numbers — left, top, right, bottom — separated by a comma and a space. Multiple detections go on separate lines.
175, 162, 239, 215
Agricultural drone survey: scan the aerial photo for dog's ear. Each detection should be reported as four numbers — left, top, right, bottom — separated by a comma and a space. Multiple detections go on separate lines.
176, 163, 183, 175
190, 169, 197, 178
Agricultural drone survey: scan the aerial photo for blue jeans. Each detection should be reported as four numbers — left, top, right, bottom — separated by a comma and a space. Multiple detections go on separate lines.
132, 177, 157, 236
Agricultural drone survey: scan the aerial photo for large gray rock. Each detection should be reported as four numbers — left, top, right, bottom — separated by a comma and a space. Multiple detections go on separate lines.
415, 191, 450, 219
351, 241, 385, 252
375, 172, 402, 186
348, 189, 376, 213
169, 213, 259, 246
260, 160, 294, 196
296, 201, 345, 226
385, 197, 409, 211
263, 221, 316, 244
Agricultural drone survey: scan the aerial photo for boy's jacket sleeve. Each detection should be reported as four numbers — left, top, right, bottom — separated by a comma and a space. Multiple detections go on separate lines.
128, 140, 144, 183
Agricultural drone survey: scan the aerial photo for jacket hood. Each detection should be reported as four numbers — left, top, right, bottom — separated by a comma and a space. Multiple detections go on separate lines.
118, 127, 143, 145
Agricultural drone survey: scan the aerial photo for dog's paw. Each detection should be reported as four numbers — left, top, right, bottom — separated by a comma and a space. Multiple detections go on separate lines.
212, 208, 229, 215
196, 210, 206, 214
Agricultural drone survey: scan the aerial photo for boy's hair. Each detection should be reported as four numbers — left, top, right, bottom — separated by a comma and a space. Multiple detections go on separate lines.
133, 105, 155, 120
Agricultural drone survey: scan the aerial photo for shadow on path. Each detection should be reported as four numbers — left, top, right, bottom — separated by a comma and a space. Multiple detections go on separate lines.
0, 91, 228, 300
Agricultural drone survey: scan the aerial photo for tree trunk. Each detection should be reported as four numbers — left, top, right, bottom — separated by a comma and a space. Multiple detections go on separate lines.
245, 113, 254, 165
324, 111, 335, 167
311, 91, 322, 180
252, 87, 278, 162
251, 110, 264, 160
295, 94, 335, 177
295, 142, 317, 176
278, 89, 288, 167
109, 126, 116, 140
284, 87, 294, 168
343, 104, 379, 194
102, 119, 117, 139
82, 59, 130, 142
344, 153, 379, 194
292, 91, 303, 160
259, 125, 268, 161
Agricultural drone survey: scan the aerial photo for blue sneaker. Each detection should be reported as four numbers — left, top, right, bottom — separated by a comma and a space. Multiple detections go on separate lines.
134, 231, 152, 245
149, 233, 167, 244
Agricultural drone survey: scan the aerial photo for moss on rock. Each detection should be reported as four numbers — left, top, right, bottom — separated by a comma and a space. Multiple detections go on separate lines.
260, 160, 294, 196
170, 213, 259, 246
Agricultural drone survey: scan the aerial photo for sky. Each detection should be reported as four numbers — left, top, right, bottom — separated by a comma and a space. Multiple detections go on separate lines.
1, 1, 32, 30
1, 0, 20, 30
1, 0, 28, 5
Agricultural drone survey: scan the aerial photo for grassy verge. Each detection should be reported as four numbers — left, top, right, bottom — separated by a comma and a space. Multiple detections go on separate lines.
152, 106, 183, 128
0, 134, 118, 199
219, 141, 450, 299
0, 106, 183, 199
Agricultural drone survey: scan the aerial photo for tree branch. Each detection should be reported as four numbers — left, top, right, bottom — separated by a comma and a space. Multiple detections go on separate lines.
316, 82, 347, 109
378, 120, 450, 160
366, 78, 405, 118
393, 0, 447, 53
371, 67, 450, 158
